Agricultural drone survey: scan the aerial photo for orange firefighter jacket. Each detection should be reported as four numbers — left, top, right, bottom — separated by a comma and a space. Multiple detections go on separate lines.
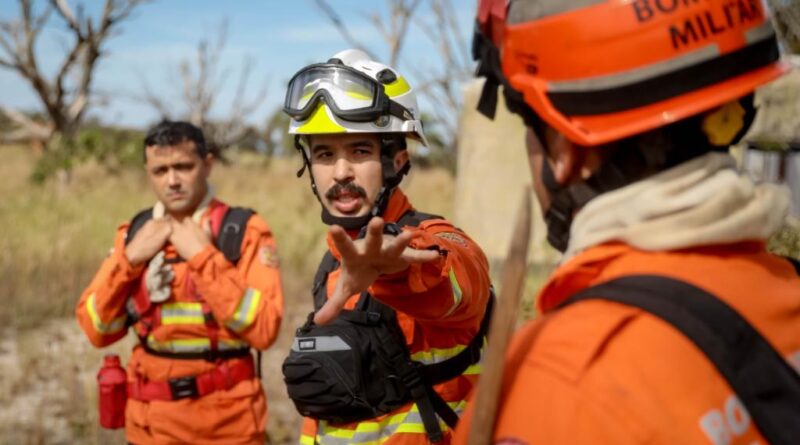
300, 189, 492, 445
453, 241, 800, 445
76, 199, 284, 445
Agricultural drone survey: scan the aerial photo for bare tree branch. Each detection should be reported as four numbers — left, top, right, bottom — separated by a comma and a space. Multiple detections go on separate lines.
137, 18, 269, 152
308, 0, 472, 160
0, 0, 147, 146
135, 71, 172, 119
312, 0, 379, 60
52, 0, 80, 33
0, 105, 52, 141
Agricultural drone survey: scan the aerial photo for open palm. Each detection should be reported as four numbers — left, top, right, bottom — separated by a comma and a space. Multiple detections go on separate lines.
314, 217, 440, 325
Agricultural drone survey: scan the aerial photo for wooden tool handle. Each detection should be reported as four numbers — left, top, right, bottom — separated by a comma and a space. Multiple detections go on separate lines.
467, 188, 532, 445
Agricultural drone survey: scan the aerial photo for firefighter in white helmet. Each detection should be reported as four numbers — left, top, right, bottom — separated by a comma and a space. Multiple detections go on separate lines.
282, 49, 494, 445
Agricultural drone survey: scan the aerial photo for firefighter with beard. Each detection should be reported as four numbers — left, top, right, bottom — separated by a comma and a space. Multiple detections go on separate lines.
281, 49, 494, 445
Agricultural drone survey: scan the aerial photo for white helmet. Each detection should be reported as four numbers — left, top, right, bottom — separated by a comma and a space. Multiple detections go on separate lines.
284, 49, 428, 147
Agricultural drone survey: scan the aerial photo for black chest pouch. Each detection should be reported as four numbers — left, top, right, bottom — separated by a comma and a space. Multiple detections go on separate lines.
282, 290, 415, 424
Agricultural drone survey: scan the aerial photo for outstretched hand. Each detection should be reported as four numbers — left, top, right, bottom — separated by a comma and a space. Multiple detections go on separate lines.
314, 217, 440, 325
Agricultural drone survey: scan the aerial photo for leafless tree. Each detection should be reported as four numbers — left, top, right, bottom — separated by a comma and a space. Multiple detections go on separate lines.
0, 0, 145, 147
410, 0, 472, 152
139, 20, 268, 154
311, 0, 472, 160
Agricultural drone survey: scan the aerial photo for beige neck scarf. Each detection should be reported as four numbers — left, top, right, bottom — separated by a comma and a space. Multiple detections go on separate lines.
566, 152, 790, 259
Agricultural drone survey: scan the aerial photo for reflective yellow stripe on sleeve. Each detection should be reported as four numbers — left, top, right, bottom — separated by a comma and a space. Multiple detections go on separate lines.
225, 288, 262, 333
443, 268, 463, 317
86, 293, 127, 335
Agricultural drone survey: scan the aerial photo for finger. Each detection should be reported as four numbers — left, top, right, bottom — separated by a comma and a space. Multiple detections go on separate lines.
399, 247, 441, 264
382, 230, 414, 259
364, 217, 384, 256
314, 279, 350, 325
330, 225, 359, 259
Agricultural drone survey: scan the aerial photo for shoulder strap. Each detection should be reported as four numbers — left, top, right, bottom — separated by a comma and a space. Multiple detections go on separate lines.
563, 275, 800, 445
420, 289, 495, 384
126, 208, 154, 245
312, 251, 339, 311
309, 210, 492, 442
215, 207, 254, 265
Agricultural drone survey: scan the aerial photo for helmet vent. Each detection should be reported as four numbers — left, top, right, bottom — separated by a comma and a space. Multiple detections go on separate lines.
377, 69, 397, 84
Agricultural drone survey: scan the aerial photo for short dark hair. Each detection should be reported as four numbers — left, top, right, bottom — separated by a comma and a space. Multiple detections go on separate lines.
143, 120, 208, 161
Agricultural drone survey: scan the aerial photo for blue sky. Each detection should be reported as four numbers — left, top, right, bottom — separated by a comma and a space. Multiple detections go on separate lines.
0, 0, 474, 129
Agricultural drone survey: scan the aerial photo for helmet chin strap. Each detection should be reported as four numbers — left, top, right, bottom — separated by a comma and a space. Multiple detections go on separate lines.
540, 140, 658, 253
295, 135, 411, 231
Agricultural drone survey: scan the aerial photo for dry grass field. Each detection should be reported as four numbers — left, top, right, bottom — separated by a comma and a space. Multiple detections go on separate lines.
0, 145, 457, 444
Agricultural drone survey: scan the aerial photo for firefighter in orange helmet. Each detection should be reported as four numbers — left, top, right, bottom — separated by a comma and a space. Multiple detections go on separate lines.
76, 120, 284, 444
454, 1, 800, 444
281, 49, 493, 444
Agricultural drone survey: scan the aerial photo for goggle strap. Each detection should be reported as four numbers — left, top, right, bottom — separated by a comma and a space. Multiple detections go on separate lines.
294, 136, 310, 178
387, 99, 415, 122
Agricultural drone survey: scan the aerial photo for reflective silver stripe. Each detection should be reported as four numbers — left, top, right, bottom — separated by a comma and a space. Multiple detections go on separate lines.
219, 339, 249, 350
160, 302, 205, 325
508, 0, 605, 25
745, 22, 776, 44
291, 336, 351, 352
316, 402, 467, 445
87, 293, 127, 335
548, 44, 720, 93
147, 336, 209, 353
146, 336, 248, 353
315, 434, 350, 445
225, 287, 261, 333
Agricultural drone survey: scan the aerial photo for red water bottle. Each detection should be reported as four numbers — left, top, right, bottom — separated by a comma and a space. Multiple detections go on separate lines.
97, 354, 127, 429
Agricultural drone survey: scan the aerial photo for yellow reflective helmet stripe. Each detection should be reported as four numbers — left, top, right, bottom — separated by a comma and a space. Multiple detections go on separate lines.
295, 104, 347, 134
383, 76, 411, 98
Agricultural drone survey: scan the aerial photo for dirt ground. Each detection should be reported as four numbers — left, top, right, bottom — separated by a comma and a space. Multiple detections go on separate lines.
0, 310, 311, 445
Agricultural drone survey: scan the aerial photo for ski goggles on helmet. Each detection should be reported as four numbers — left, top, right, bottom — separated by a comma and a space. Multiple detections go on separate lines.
284, 63, 413, 123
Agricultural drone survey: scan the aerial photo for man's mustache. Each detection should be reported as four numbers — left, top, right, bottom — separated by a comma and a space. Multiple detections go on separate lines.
325, 182, 367, 201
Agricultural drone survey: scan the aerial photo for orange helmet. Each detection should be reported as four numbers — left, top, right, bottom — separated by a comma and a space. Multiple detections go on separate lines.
473, 0, 789, 146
